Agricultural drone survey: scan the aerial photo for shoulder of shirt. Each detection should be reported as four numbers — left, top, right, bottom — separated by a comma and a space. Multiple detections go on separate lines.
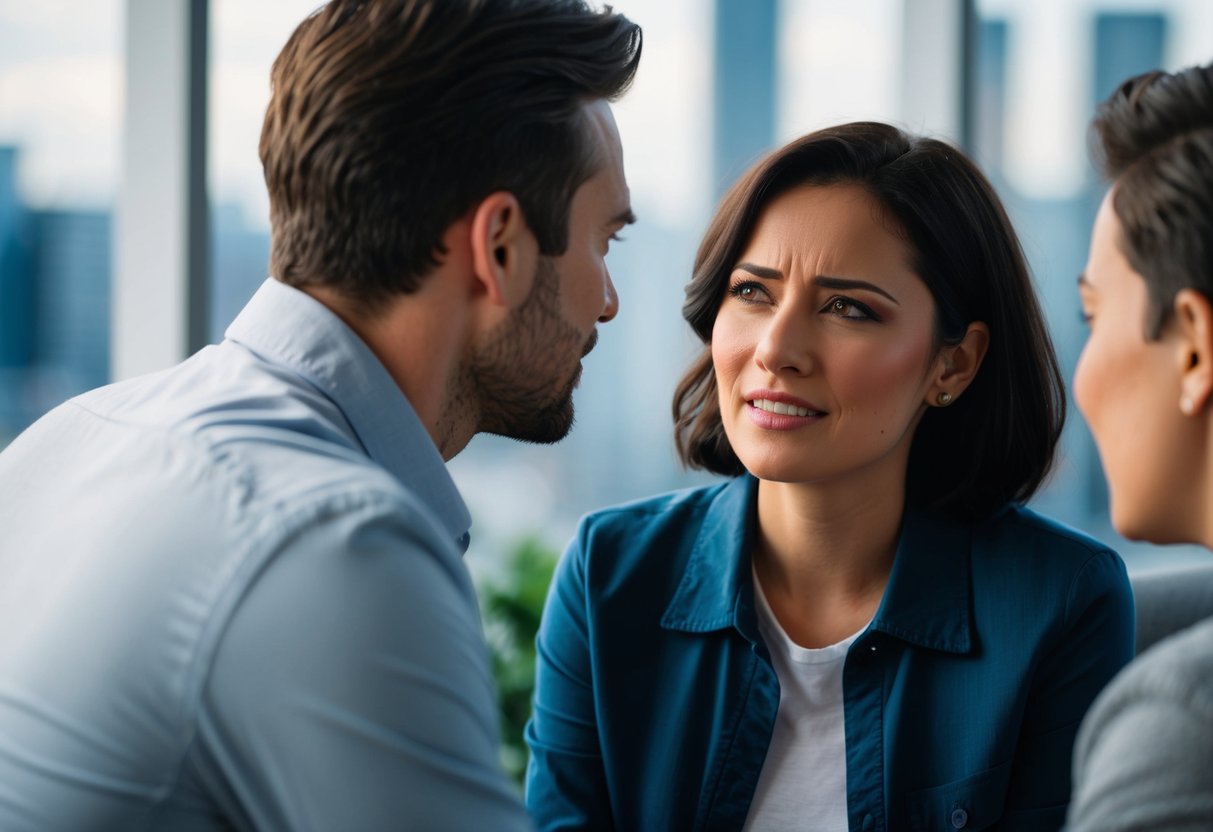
68, 374, 457, 582
577, 479, 733, 530
965, 505, 1130, 629
559, 479, 737, 584
972, 503, 1121, 565
210, 431, 453, 565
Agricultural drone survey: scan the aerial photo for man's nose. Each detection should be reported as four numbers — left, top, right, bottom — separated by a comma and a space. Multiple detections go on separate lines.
599, 272, 620, 323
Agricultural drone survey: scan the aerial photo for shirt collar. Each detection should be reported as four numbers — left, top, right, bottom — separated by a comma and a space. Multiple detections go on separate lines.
661, 475, 973, 654
225, 278, 472, 548
661, 476, 761, 640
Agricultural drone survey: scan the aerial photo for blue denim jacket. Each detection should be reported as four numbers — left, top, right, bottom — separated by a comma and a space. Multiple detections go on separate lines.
525, 475, 1134, 832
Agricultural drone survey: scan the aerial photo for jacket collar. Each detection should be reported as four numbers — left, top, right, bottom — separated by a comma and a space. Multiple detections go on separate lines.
660, 475, 973, 654
660, 475, 759, 638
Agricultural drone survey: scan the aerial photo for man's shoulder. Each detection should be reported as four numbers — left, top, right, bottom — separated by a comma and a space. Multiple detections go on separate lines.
4, 344, 448, 576
72, 343, 412, 515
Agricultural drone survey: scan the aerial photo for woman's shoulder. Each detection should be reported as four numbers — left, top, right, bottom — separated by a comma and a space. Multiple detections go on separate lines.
562, 477, 748, 581
577, 478, 739, 536
963, 505, 1131, 617
974, 503, 1120, 564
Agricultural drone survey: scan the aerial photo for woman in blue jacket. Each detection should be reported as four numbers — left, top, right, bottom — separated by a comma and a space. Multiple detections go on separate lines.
525, 122, 1135, 831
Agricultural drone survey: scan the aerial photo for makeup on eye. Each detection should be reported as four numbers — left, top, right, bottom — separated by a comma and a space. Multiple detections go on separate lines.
727, 279, 772, 304
821, 295, 880, 321
725, 275, 884, 322
732, 263, 899, 304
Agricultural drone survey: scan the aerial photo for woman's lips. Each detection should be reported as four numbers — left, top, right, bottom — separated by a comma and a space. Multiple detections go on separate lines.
744, 393, 826, 430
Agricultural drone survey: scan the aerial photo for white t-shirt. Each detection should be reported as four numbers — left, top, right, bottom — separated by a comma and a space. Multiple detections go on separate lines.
742, 570, 870, 832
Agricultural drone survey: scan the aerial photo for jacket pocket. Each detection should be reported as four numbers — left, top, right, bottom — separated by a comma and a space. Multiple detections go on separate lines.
906, 760, 1012, 831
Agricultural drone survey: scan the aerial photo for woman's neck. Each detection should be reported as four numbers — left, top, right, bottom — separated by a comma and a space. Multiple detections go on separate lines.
752, 475, 905, 647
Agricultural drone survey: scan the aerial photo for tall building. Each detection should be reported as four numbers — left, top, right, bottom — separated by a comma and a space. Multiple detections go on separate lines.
31, 210, 111, 391
0, 148, 33, 369
0, 148, 35, 436
0, 147, 112, 437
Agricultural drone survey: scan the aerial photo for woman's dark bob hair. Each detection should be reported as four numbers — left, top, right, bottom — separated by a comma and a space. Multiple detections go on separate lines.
673, 121, 1065, 520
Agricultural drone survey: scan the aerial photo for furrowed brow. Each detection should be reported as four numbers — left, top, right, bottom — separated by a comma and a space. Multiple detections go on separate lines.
814, 275, 899, 305
735, 262, 782, 280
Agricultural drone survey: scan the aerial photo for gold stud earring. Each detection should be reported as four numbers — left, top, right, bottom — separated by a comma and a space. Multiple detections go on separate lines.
937, 392, 952, 406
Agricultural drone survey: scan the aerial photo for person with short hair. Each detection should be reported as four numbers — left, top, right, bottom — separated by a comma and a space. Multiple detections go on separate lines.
0, 1, 640, 828
525, 122, 1135, 831
1068, 61, 1213, 832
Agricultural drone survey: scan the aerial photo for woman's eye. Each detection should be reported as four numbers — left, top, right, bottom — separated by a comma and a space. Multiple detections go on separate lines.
728, 281, 770, 304
823, 296, 876, 320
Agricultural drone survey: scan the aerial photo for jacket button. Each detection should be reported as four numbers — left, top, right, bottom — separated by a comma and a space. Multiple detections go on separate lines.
950, 807, 968, 828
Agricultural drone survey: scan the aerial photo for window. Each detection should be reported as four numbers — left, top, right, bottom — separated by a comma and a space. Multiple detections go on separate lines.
0, 1, 121, 444
209, 1, 320, 341
973, 0, 1211, 567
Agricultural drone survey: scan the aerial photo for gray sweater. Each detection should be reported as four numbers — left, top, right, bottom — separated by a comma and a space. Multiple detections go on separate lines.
1068, 615, 1213, 831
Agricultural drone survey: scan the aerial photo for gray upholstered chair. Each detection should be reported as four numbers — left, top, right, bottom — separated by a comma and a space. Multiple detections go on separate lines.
1130, 561, 1213, 655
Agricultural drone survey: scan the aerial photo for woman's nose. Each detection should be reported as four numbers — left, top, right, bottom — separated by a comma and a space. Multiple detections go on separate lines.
753, 309, 814, 376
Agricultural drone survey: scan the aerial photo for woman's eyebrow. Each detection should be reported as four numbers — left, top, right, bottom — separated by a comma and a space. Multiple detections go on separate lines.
735, 262, 782, 280
814, 275, 899, 305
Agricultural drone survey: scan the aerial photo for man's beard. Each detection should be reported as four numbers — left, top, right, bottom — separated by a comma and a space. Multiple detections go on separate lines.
467, 257, 596, 445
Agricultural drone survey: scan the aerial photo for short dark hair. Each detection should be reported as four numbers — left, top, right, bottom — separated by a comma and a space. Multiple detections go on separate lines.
1091, 62, 1213, 338
261, 0, 641, 305
672, 122, 1065, 520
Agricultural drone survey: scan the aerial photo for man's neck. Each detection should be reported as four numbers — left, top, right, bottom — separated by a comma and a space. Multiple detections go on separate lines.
301, 278, 477, 461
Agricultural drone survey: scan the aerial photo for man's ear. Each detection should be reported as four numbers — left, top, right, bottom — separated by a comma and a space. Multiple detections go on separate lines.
469, 191, 538, 308
1173, 289, 1213, 416
927, 321, 990, 407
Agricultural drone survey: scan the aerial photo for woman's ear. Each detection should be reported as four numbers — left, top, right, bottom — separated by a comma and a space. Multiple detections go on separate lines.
469, 191, 538, 308
927, 321, 990, 407
1173, 289, 1213, 416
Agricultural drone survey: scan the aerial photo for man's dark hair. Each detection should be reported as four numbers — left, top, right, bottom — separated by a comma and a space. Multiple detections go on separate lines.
260, 0, 641, 305
1091, 62, 1213, 338
672, 122, 1065, 520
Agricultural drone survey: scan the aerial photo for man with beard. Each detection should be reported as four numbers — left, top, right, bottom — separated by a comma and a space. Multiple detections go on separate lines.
0, 1, 639, 829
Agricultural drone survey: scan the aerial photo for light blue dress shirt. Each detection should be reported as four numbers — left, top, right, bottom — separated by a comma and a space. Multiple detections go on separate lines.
0, 279, 532, 831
